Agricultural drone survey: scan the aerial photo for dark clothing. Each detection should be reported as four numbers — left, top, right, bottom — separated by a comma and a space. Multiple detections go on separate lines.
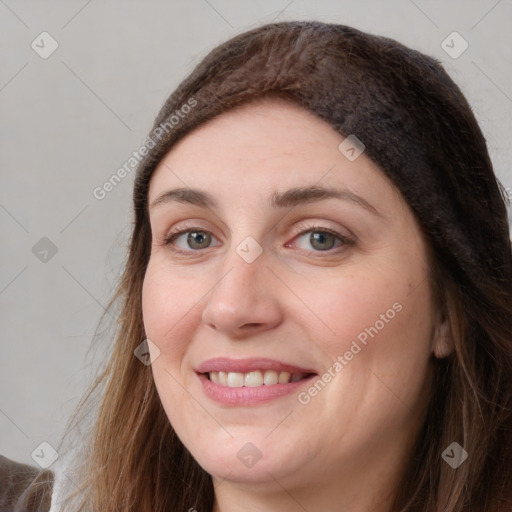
0, 455, 54, 512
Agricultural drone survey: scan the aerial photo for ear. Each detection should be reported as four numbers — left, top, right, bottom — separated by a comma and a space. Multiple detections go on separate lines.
432, 311, 454, 359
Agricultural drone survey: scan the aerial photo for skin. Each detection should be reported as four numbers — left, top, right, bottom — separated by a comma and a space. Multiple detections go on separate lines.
142, 97, 453, 512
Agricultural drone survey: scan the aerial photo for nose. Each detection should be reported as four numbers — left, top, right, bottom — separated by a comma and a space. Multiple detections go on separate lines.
201, 244, 284, 338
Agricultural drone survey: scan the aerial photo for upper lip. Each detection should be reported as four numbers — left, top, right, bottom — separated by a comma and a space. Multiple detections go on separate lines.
196, 357, 317, 375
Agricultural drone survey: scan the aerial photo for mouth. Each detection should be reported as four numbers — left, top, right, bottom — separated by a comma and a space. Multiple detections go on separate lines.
205, 370, 314, 387
195, 357, 317, 405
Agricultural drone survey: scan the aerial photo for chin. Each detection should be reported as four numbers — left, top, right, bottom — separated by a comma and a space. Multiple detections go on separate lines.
184, 433, 308, 485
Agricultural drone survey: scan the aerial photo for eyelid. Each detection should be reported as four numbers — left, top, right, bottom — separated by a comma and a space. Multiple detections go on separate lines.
289, 221, 353, 242
161, 220, 354, 254
286, 222, 354, 254
161, 221, 220, 247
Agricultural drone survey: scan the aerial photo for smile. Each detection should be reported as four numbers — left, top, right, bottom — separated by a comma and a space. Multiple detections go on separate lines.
196, 357, 317, 405
207, 370, 311, 387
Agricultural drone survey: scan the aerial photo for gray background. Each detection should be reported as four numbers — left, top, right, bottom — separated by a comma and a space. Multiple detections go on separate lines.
1, 0, 511, 466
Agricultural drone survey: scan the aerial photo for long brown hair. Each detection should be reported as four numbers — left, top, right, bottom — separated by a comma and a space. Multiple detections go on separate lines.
58, 21, 512, 511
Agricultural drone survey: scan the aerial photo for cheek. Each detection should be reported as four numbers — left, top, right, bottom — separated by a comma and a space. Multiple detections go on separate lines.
141, 262, 205, 427
295, 270, 409, 349
313, 273, 434, 432
141, 261, 203, 362
298, 263, 434, 378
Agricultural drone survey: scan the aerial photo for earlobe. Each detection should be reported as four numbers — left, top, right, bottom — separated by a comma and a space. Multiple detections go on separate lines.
432, 316, 454, 359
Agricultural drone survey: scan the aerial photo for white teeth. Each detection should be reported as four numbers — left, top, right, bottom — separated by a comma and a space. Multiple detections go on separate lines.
263, 370, 278, 386
245, 370, 263, 387
207, 370, 309, 387
227, 372, 244, 387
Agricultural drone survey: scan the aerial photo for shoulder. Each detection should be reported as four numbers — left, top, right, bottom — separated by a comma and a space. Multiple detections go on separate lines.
0, 455, 54, 512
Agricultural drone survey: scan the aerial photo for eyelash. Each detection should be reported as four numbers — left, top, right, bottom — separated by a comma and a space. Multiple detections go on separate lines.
161, 222, 354, 256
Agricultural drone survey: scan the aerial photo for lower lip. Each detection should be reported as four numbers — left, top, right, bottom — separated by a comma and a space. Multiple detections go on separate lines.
197, 373, 316, 405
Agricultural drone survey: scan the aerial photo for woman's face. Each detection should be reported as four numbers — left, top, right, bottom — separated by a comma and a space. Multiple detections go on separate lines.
142, 97, 447, 495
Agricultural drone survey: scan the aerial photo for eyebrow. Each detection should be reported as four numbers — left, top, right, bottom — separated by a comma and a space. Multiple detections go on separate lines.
149, 186, 382, 217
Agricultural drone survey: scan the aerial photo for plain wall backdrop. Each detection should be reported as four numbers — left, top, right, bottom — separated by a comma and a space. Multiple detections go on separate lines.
1, 0, 511, 466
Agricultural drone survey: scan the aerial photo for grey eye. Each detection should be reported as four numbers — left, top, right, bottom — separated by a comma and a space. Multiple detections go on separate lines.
185, 231, 212, 249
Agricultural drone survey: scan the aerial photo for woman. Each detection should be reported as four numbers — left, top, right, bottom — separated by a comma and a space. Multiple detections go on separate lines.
13, 20, 512, 512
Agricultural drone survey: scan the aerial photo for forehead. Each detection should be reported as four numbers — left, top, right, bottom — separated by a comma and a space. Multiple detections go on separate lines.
147, 97, 402, 215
